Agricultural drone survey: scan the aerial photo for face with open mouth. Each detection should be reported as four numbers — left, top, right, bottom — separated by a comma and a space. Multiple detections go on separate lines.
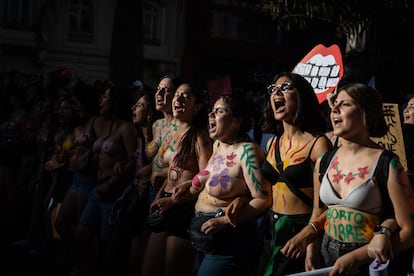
269, 76, 298, 122
403, 97, 414, 125
172, 83, 200, 122
155, 77, 174, 114
208, 98, 236, 141
131, 95, 151, 125
330, 90, 365, 138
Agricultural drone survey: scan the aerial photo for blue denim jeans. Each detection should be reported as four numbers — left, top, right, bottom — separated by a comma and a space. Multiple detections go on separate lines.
79, 187, 114, 240
197, 254, 241, 276
321, 234, 369, 274
70, 171, 97, 195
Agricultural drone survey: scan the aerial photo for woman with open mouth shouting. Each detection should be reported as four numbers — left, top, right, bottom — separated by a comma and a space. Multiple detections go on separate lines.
141, 82, 213, 276
255, 72, 332, 276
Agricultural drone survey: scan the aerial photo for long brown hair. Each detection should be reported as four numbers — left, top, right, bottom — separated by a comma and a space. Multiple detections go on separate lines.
175, 82, 209, 167
336, 83, 388, 137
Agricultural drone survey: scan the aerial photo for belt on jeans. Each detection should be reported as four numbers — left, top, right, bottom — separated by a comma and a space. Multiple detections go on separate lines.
194, 208, 225, 218
325, 234, 366, 248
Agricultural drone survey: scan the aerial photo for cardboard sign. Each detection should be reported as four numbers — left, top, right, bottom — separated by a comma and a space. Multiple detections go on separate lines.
293, 44, 343, 104
372, 103, 407, 170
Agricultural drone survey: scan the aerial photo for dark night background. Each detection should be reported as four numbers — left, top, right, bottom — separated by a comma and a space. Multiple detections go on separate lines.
1, 0, 414, 275
2, 0, 414, 101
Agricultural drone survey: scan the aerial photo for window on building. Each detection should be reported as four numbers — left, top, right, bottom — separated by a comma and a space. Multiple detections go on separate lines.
68, 0, 94, 44
143, 2, 162, 45
1, 0, 39, 29
209, 0, 280, 43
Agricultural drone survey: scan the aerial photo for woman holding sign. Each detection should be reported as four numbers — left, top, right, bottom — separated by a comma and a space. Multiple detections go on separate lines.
255, 72, 332, 275
306, 83, 414, 275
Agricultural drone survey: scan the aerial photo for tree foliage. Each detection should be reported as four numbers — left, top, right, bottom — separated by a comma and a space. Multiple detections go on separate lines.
258, 0, 412, 54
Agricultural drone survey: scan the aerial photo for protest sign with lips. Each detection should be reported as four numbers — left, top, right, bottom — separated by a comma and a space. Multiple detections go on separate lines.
293, 44, 343, 104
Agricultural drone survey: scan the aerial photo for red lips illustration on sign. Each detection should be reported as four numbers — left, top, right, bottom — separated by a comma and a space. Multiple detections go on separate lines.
292, 44, 343, 104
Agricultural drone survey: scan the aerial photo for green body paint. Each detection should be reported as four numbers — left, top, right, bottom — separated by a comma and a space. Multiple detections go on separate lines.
327, 221, 365, 242
171, 122, 178, 131
390, 158, 398, 170
326, 207, 369, 242
241, 143, 261, 192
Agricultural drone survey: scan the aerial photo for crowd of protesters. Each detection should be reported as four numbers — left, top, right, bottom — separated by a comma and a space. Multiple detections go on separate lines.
1, 68, 414, 276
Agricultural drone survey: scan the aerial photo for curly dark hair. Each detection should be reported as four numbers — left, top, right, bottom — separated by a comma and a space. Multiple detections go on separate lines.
261, 72, 327, 135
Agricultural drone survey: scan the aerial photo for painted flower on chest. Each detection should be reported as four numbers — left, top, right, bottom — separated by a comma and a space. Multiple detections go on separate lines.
358, 166, 368, 179
209, 168, 230, 189
226, 152, 237, 167
331, 157, 339, 170
332, 170, 344, 185
344, 172, 355, 185
210, 155, 225, 171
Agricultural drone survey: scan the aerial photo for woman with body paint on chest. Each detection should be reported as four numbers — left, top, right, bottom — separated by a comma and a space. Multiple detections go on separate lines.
306, 83, 414, 275
255, 72, 332, 276
188, 94, 272, 276
140, 82, 213, 276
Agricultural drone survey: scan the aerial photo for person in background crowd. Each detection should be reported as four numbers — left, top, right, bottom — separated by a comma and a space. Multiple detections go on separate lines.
306, 83, 414, 275
149, 74, 181, 194
140, 82, 212, 276
127, 74, 179, 275
12, 81, 61, 257
76, 85, 137, 276
255, 72, 332, 276
0, 83, 31, 239
188, 94, 272, 276
10, 77, 53, 250
105, 90, 161, 276
54, 81, 99, 275
403, 95, 414, 186
43, 95, 78, 268
128, 90, 162, 275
